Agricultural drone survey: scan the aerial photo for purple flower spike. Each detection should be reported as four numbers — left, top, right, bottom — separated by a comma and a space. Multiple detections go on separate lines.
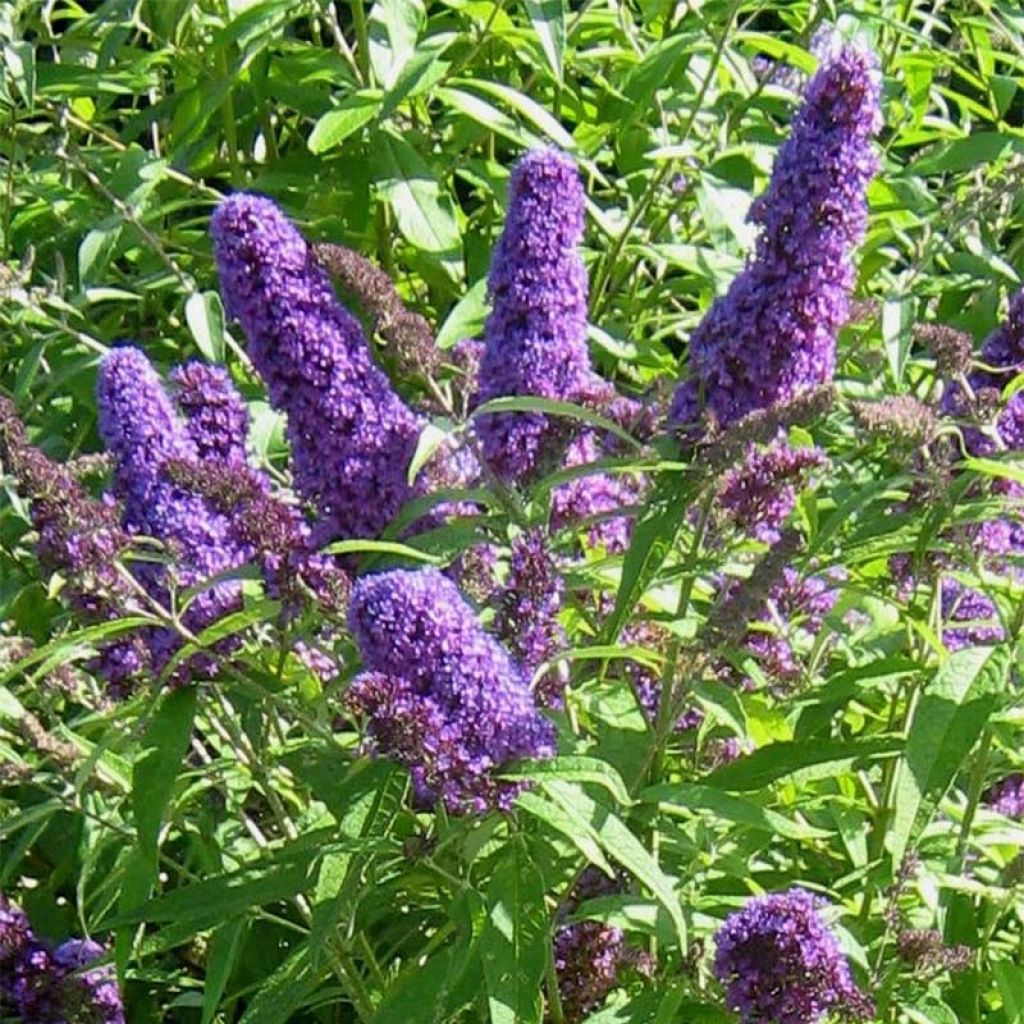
493, 529, 567, 707
211, 193, 425, 544
97, 346, 248, 680
713, 888, 871, 1024
671, 47, 881, 429
475, 148, 593, 481
170, 361, 249, 464
346, 567, 555, 814
718, 440, 827, 543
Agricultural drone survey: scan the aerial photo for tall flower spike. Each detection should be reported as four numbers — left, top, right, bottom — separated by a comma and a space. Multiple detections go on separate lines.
97, 347, 248, 678
475, 148, 593, 481
211, 193, 425, 544
713, 888, 871, 1024
671, 47, 881, 429
170, 361, 250, 464
346, 567, 555, 814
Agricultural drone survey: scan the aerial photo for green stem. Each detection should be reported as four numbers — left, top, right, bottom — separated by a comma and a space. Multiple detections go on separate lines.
215, 42, 242, 187
350, 0, 371, 84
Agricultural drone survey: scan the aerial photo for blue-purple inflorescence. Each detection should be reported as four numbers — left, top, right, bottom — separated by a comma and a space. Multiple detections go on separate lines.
671, 47, 881, 430
97, 346, 249, 680
170, 361, 250, 465
944, 287, 1024, 454
345, 567, 555, 814
985, 773, 1024, 818
553, 869, 653, 1023
211, 193, 425, 544
549, 429, 642, 553
743, 567, 841, 688
475, 148, 593, 481
0, 895, 124, 1024
493, 529, 567, 707
718, 440, 827, 543
713, 888, 870, 1024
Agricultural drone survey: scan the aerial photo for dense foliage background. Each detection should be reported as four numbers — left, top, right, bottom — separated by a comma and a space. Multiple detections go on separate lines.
4, 0, 1024, 1022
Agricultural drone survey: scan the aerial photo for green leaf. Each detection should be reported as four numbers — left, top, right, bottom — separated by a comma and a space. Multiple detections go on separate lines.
503, 756, 631, 805
407, 421, 451, 485
185, 290, 227, 363
481, 842, 547, 1024
471, 395, 642, 451
706, 737, 904, 792
320, 538, 445, 564
890, 645, 1010, 864
201, 918, 248, 1024
133, 687, 197, 869
543, 780, 686, 948
368, 0, 426, 88
642, 783, 830, 841
307, 91, 382, 153
600, 475, 690, 645
436, 278, 489, 350
374, 130, 462, 277
238, 943, 324, 1024
910, 132, 1015, 175
515, 790, 615, 876
522, 0, 565, 84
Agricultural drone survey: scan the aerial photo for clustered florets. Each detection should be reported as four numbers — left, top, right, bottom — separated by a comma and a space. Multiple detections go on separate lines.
671, 47, 881, 430
211, 193, 426, 545
717, 440, 827, 543
713, 888, 871, 1024
492, 529, 567, 707
345, 568, 555, 813
553, 869, 653, 1022
985, 773, 1024, 818
0, 894, 124, 1024
170, 360, 251, 464
97, 346, 250, 682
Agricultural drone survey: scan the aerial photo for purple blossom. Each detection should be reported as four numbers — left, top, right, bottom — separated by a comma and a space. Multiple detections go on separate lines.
475, 149, 593, 481
671, 48, 881, 430
97, 346, 248, 680
0, 897, 124, 1024
211, 193, 425, 544
0, 398, 133, 621
941, 577, 1004, 651
493, 530, 567, 707
346, 568, 555, 814
549, 430, 642, 553
718, 440, 827, 543
713, 888, 870, 1024
0, 893, 31, 963
985, 774, 1024, 818
739, 568, 841, 689
170, 361, 249, 464
945, 288, 1024, 454
554, 869, 653, 1023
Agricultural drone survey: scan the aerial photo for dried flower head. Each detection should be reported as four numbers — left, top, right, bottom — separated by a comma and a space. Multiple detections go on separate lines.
850, 395, 939, 446
915, 322, 973, 379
